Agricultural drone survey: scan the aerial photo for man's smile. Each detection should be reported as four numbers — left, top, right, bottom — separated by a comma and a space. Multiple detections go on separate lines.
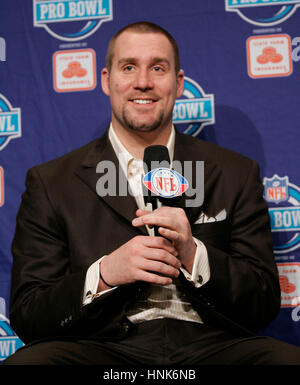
129, 97, 159, 106
132, 99, 155, 104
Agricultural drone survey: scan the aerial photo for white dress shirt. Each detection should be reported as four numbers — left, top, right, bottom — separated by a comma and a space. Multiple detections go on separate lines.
83, 124, 210, 324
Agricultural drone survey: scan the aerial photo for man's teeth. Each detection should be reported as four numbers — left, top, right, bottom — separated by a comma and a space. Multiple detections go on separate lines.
133, 99, 153, 104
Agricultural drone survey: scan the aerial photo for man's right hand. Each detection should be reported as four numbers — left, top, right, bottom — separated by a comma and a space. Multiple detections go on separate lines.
97, 236, 181, 292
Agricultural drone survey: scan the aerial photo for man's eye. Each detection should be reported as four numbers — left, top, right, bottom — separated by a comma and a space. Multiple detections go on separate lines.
124, 65, 134, 72
153, 66, 163, 72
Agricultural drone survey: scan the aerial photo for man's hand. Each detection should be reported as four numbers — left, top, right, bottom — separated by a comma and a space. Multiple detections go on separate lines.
132, 207, 196, 273
98, 235, 181, 291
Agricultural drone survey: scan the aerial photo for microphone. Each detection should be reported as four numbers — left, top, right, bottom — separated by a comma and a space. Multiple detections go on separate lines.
143, 145, 170, 236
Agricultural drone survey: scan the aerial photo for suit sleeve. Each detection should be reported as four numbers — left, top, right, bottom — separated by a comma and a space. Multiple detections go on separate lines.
9, 167, 88, 343
186, 160, 281, 332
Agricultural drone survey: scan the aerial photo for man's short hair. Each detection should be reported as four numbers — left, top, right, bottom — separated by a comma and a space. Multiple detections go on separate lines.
105, 21, 181, 74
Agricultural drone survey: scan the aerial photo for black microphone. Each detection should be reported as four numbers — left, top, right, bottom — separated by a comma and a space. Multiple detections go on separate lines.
143, 145, 170, 236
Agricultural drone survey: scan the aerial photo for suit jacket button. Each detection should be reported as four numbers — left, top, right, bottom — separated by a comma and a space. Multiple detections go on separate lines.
121, 322, 130, 333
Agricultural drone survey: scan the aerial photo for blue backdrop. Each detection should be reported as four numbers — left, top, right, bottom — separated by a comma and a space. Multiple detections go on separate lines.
1, 0, 300, 361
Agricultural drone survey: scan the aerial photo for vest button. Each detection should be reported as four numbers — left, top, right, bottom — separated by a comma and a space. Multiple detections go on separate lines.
121, 322, 130, 333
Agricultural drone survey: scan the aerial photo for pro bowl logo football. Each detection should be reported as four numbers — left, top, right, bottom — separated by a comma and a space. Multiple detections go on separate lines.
33, 0, 113, 41
264, 174, 300, 254
226, 0, 300, 26
0, 94, 22, 151
173, 76, 215, 137
0, 298, 24, 361
143, 168, 189, 198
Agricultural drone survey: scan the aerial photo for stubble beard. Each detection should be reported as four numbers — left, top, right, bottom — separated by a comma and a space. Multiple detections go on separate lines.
114, 106, 168, 133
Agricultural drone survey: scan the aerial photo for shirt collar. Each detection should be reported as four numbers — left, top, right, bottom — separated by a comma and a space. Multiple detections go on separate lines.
108, 123, 175, 176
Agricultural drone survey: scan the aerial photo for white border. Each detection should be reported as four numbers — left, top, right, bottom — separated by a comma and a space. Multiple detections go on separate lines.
225, 1, 300, 26
33, 0, 113, 41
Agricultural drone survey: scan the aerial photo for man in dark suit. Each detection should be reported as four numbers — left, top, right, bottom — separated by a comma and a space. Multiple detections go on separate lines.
4, 21, 300, 365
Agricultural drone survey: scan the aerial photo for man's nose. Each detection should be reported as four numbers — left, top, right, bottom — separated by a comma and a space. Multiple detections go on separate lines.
133, 69, 154, 90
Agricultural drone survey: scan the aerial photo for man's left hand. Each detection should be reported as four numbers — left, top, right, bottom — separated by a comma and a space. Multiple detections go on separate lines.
132, 207, 196, 273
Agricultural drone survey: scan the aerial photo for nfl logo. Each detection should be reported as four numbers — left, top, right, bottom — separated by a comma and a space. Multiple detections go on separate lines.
143, 168, 189, 198
264, 174, 289, 204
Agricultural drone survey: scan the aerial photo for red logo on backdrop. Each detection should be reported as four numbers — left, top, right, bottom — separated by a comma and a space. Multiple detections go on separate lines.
53, 49, 96, 92
0, 167, 4, 207
62, 61, 87, 79
280, 275, 296, 294
277, 263, 300, 307
257, 46, 283, 64
247, 34, 292, 79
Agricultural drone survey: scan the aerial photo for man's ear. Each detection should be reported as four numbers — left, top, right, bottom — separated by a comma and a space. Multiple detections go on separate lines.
101, 68, 110, 96
176, 69, 185, 98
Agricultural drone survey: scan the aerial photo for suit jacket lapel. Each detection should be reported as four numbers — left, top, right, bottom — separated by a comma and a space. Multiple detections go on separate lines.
75, 131, 143, 231
173, 130, 223, 224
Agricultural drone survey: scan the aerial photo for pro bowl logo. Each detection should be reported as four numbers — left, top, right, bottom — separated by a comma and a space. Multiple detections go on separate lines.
33, 0, 113, 41
173, 76, 215, 137
143, 168, 189, 198
0, 297, 24, 361
264, 174, 300, 254
226, 0, 300, 26
0, 94, 22, 151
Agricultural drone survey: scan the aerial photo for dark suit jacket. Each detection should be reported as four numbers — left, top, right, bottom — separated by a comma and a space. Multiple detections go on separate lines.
9, 129, 280, 344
